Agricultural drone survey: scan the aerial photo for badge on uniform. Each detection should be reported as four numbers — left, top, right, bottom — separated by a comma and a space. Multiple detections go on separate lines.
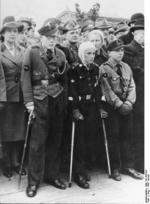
102, 73, 108, 78
24, 65, 30, 71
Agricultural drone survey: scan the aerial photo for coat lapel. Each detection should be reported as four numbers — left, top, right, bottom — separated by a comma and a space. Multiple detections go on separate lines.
1, 44, 23, 67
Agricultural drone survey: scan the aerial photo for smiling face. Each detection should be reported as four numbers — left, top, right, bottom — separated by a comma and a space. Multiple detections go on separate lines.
41, 35, 57, 50
3, 27, 18, 44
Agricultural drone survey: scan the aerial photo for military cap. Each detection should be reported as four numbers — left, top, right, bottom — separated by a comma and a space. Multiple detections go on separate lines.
114, 25, 128, 35
128, 13, 144, 26
95, 18, 112, 30
43, 18, 61, 28
107, 39, 124, 52
81, 20, 94, 33
17, 17, 32, 27
59, 20, 80, 34
38, 19, 58, 37
130, 19, 144, 32
0, 16, 23, 34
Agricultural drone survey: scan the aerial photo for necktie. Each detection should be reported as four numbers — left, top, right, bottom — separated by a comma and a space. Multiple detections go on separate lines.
116, 64, 122, 77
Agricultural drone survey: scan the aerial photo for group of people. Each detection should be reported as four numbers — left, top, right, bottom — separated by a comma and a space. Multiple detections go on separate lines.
0, 12, 144, 197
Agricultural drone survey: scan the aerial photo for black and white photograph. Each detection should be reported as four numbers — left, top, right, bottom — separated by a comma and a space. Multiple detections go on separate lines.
0, 0, 146, 203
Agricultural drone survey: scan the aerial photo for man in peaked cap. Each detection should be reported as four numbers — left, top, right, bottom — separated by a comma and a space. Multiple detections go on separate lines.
59, 19, 81, 65
123, 18, 144, 173
22, 19, 68, 197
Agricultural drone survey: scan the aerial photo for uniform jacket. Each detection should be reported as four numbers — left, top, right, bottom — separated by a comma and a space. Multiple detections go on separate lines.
0, 43, 25, 102
68, 62, 102, 109
63, 41, 80, 66
21, 46, 67, 103
99, 59, 136, 109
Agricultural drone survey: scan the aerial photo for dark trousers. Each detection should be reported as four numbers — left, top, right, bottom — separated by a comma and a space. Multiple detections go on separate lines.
2, 141, 23, 168
28, 94, 65, 186
73, 102, 101, 175
104, 104, 134, 170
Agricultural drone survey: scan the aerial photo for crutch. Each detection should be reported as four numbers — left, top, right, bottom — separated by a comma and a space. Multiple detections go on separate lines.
68, 120, 75, 187
101, 117, 111, 178
18, 110, 34, 188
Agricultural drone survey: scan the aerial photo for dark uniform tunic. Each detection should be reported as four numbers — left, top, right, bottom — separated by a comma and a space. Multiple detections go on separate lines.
123, 40, 144, 172
0, 43, 26, 167
99, 59, 136, 170
68, 62, 102, 175
21, 46, 67, 185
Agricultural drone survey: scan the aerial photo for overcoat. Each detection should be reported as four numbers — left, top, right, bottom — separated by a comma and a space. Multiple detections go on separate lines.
0, 43, 26, 142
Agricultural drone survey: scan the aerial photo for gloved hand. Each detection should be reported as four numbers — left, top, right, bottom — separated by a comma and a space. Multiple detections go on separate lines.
25, 102, 35, 118
100, 108, 108, 119
118, 102, 133, 115
73, 109, 84, 121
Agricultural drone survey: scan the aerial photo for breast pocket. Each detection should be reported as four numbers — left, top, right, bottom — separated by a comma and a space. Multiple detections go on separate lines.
110, 76, 122, 93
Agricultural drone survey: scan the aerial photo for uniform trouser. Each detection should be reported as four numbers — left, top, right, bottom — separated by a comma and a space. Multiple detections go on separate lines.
73, 102, 101, 176
2, 141, 23, 168
28, 95, 65, 186
104, 104, 134, 170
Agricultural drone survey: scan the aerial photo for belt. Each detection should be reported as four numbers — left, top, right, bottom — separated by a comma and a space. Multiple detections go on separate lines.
32, 79, 56, 86
68, 94, 94, 102
79, 94, 92, 101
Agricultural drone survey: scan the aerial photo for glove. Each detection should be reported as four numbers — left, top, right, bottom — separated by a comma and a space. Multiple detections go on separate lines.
73, 109, 84, 121
100, 108, 108, 119
118, 102, 132, 115
25, 101, 35, 115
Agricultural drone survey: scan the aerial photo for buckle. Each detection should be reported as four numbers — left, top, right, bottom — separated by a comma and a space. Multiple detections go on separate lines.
41, 80, 49, 87
86, 95, 91, 100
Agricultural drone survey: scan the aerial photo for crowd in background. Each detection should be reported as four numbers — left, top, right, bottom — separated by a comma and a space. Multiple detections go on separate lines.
0, 11, 144, 197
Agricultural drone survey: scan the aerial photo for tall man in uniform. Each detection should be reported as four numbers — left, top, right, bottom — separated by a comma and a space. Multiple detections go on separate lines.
21, 20, 67, 197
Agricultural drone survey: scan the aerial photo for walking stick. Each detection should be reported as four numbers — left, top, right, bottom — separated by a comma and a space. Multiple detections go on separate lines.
68, 120, 75, 187
101, 117, 111, 178
18, 110, 34, 188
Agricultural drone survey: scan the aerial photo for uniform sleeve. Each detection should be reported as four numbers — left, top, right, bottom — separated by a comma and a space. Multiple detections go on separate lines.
21, 48, 34, 104
99, 65, 123, 109
126, 66, 136, 104
0, 59, 7, 102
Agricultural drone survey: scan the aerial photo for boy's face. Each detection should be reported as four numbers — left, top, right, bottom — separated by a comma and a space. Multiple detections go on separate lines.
65, 29, 80, 43
41, 35, 57, 50
108, 48, 124, 62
